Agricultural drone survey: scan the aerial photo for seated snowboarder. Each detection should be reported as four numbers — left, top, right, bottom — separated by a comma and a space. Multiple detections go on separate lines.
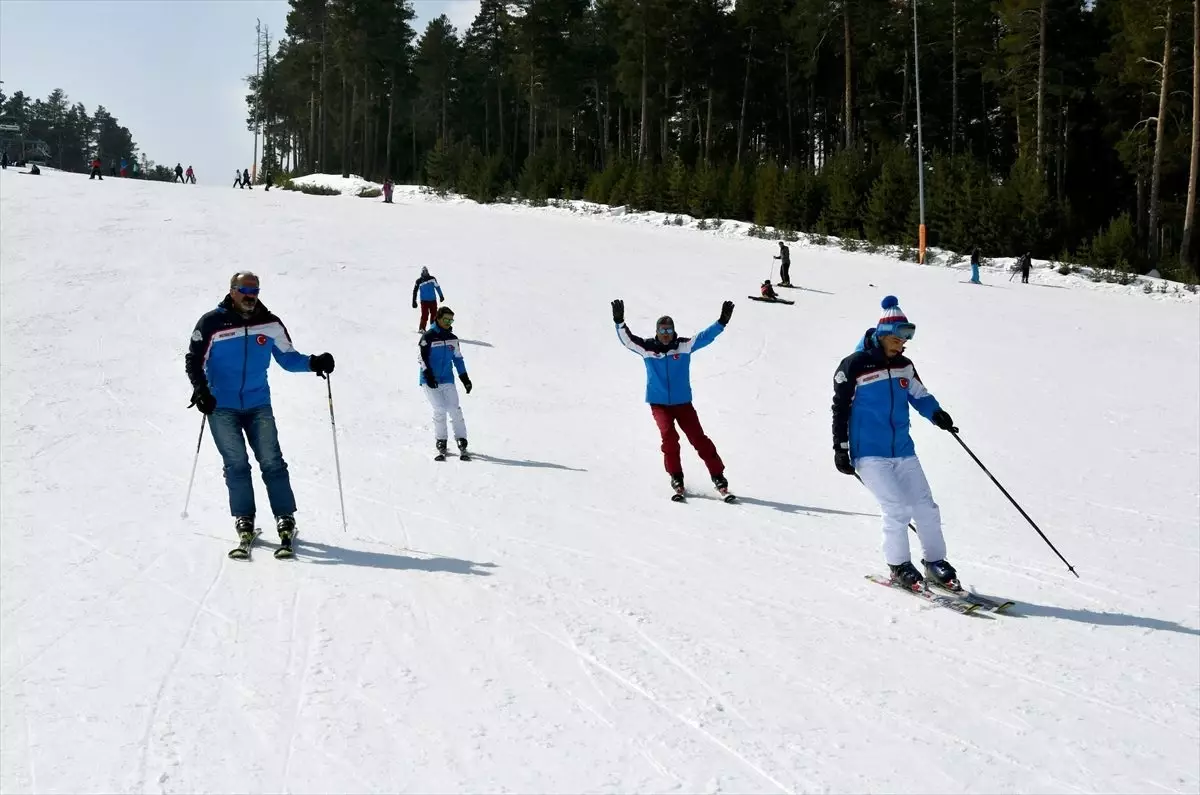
760, 280, 780, 301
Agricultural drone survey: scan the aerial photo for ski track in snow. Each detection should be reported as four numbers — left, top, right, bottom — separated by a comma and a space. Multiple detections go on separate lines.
1, 169, 1198, 794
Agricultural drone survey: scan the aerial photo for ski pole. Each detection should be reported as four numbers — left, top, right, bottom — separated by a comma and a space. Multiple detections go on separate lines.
181, 415, 206, 518
323, 373, 348, 532
951, 431, 1078, 578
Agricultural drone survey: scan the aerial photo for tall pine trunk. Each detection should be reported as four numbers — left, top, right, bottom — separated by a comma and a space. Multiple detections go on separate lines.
1183, 0, 1199, 273
1148, 2, 1173, 262
705, 73, 714, 163
309, 58, 317, 171
340, 70, 351, 178
785, 49, 794, 162
386, 70, 395, 177
363, 76, 370, 177
737, 28, 754, 163
844, 2, 853, 150
951, 0, 958, 156
638, 29, 649, 162
1036, 0, 1047, 169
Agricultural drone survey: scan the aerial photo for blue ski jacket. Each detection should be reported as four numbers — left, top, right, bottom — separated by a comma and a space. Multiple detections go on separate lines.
617, 321, 725, 405
185, 297, 313, 410
413, 274, 444, 303
832, 329, 942, 460
418, 326, 467, 386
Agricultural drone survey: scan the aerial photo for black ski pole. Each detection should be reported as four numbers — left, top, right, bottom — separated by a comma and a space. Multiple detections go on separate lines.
323, 373, 348, 532
951, 431, 1078, 578
181, 415, 206, 519
854, 472, 920, 535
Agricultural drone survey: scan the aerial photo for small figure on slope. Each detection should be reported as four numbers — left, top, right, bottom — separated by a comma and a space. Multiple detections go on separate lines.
411, 266, 445, 332
612, 299, 735, 500
774, 241, 792, 286
830, 295, 960, 590
760, 280, 779, 300
969, 247, 981, 284
419, 306, 473, 460
185, 271, 335, 556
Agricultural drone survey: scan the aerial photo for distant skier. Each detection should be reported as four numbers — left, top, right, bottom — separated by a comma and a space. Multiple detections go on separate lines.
418, 306, 472, 460
185, 165, 195, 184
411, 266, 445, 331
613, 299, 735, 499
1, 150, 8, 169
243, 168, 253, 189
174, 163, 184, 183
184, 271, 336, 555
89, 157, 104, 180
1019, 251, 1032, 283
774, 241, 792, 286
969, 248, 981, 284
233, 169, 243, 189
119, 157, 128, 177
383, 178, 394, 203
760, 280, 779, 300
831, 295, 959, 591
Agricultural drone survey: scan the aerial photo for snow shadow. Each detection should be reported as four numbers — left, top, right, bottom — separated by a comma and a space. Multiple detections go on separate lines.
1010, 601, 1200, 636
458, 338, 494, 347
707, 494, 875, 517
289, 539, 498, 576
469, 452, 587, 472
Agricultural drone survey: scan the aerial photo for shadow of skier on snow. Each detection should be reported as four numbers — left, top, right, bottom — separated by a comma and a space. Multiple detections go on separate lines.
284, 539, 498, 576
1007, 601, 1199, 636
469, 452, 587, 472
696, 494, 876, 517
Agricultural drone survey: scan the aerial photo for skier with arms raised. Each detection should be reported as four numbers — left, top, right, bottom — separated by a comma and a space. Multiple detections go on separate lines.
613, 299, 736, 501
831, 296, 960, 590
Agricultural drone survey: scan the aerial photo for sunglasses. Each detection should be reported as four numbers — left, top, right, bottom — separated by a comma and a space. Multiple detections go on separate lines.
236, 286, 260, 295
438, 315, 454, 324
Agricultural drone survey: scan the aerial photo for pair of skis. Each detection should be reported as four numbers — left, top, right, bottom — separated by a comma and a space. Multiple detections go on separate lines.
228, 529, 295, 561
672, 484, 738, 504
748, 296, 795, 305
866, 574, 1015, 616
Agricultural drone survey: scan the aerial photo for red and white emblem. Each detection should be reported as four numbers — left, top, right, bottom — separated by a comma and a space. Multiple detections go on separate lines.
899, 377, 910, 389
256, 334, 268, 345
673, 354, 681, 360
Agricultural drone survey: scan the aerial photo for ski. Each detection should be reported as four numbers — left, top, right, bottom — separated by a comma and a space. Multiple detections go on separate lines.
747, 296, 795, 304
434, 452, 446, 461
459, 451, 471, 461
228, 529, 262, 561
865, 574, 985, 616
777, 284, 800, 289
927, 581, 1015, 613
274, 542, 295, 560
716, 487, 737, 503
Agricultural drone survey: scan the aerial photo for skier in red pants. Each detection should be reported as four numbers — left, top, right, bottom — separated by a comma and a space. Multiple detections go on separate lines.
411, 266, 445, 331
613, 298, 736, 500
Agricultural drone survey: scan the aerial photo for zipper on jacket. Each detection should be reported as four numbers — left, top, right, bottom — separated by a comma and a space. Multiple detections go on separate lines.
665, 351, 671, 402
239, 326, 249, 408
887, 363, 896, 457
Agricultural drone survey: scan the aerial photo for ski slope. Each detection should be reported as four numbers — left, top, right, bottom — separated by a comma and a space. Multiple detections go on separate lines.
2, 169, 1198, 795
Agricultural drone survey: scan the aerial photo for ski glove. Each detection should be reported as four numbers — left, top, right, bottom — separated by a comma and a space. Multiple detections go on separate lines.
412, 301, 417, 309
309, 352, 335, 376
611, 299, 624, 325
834, 448, 855, 476
424, 368, 438, 388
188, 385, 216, 416
932, 410, 957, 432
718, 300, 734, 325
460, 374, 473, 394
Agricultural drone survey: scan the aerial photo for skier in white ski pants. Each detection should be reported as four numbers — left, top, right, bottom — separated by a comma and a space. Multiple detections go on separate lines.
417, 306, 473, 456
425, 382, 467, 440
831, 295, 960, 589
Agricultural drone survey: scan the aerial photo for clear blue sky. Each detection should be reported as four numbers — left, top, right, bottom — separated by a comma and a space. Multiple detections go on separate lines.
0, 0, 480, 182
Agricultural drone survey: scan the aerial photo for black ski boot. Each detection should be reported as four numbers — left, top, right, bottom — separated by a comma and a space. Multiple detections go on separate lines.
228, 516, 257, 560
456, 437, 471, 461
888, 561, 925, 591
434, 439, 448, 461
275, 515, 296, 559
670, 473, 686, 502
712, 473, 736, 502
922, 559, 960, 591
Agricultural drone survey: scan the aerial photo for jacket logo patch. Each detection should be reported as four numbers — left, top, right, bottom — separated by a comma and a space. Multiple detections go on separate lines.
834, 370, 847, 384
673, 354, 680, 360
191, 329, 202, 342
899, 377, 910, 389
256, 334, 268, 345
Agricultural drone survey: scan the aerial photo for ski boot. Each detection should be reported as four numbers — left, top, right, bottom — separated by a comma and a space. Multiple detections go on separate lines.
434, 439, 448, 461
888, 561, 925, 591
922, 559, 961, 592
274, 515, 296, 559
670, 473, 686, 502
712, 473, 736, 503
456, 437, 471, 461
228, 516, 257, 560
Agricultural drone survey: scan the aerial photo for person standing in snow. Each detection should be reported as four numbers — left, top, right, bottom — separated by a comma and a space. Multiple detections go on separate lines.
119, 157, 128, 177
774, 241, 792, 287
174, 163, 184, 183
233, 169, 243, 188
184, 271, 336, 552
1019, 251, 1032, 283
411, 266, 445, 332
383, 178, 394, 203
613, 299, 735, 498
419, 306, 473, 460
89, 157, 104, 180
243, 168, 253, 189
185, 165, 195, 184
831, 295, 960, 591
969, 248, 981, 284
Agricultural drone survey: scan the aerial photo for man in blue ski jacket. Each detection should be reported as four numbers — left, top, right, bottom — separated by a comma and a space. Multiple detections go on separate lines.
831, 295, 960, 591
411, 266, 445, 331
613, 298, 735, 497
185, 271, 335, 549
418, 306, 473, 458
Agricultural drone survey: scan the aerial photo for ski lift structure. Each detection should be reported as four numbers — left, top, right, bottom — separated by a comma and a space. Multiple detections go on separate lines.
0, 118, 51, 164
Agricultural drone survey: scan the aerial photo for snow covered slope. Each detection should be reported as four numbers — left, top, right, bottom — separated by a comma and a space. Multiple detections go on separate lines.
2, 169, 1198, 794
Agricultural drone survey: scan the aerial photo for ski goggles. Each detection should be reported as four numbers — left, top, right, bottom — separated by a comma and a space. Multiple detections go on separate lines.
437, 314, 455, 325
236, 286, 260, 295
879, 323, 916, 341
656, 326, 675, 335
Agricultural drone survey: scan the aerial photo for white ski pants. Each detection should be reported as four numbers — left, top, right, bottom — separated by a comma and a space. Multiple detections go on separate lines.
855, 455, 947, 566
424, 382, 467, 441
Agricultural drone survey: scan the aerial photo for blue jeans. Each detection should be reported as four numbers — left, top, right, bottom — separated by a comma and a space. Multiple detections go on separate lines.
970, 262, 980, 283
208, 405, 296, 519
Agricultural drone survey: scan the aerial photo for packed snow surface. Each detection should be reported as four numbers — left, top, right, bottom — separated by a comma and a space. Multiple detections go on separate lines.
2, 169, 1198, 794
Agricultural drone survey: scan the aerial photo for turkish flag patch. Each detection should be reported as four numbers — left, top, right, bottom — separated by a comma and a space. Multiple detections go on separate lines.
256, 334, 268, 345
899, 377, 910, 389
673, 354, 680, 360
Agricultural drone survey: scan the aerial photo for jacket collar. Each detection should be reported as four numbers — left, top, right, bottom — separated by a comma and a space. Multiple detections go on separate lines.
218, 294, 270, 322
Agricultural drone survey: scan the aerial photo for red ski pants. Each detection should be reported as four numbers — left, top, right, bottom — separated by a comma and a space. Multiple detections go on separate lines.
418, 299, 438, 329
651, 403, 724, 477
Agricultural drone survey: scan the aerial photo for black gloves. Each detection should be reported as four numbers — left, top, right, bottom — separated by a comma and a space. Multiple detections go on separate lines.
718, 300, 734, 325
932, 410, 957, 432
834, 447, 855, 475
424, 368, 438, 388
460, 374, 473, 394
611, 299, 624, 325
188, 385, 216, 415
412, 301, 417, 309
309, 352, 335, 376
